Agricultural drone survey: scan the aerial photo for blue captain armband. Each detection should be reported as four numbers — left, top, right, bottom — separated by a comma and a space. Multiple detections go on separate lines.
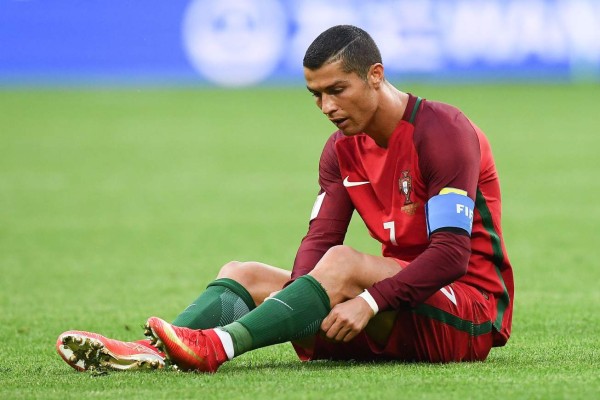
425, 188, 475, 237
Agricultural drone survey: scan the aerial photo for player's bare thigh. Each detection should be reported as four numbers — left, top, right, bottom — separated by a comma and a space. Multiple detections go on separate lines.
309, 245, 403, 306
217, 261, 291, 306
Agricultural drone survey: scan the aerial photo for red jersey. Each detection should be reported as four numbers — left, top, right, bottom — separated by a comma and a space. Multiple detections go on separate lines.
292, 94, 513, 346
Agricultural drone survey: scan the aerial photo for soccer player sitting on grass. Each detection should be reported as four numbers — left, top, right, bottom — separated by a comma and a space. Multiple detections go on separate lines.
57, 25, 514, 373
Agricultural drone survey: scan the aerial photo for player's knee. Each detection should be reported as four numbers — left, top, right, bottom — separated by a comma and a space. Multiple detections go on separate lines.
323, 245, 359, 264
314, 245, 360, 277
311, 245, 363, 302
217, 261, 261, 285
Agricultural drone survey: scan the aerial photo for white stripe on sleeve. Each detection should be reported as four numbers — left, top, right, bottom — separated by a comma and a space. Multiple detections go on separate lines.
310, 192, 326, 221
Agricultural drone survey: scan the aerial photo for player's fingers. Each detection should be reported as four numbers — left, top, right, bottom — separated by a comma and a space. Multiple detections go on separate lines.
321, 306, 344, 332
342, 326, 360, 342
335, 326, 353, 342
329, 319, 357, 342
324, 319, 345, 340
342, 328, 360, 343
321, 314, 334, 332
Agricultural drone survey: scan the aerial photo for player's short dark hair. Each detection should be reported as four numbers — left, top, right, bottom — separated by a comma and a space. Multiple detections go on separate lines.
303, 25, 382, 80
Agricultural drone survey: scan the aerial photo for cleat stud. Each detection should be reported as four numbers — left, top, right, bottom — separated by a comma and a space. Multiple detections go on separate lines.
62, 337, 69, 345
69, 355, 78, 362
155, 339, 163, 348
74, 336, 83, 345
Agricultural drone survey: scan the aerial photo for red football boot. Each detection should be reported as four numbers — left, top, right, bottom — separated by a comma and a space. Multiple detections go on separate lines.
144, 317, 228, 373
56, 330, 165, 372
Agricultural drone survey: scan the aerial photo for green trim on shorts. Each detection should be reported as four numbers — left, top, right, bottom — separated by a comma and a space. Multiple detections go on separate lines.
475, 188, 510, 332
413, 303, 493, 336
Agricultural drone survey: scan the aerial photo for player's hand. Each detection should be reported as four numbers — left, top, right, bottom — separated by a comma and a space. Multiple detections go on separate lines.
321, 296, 374, 343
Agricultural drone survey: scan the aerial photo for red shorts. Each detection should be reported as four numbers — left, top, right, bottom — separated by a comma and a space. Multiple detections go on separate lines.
292, 282, 494, 363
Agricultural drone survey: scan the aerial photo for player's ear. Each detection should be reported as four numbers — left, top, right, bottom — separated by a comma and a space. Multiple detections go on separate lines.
368, 63, 384, 88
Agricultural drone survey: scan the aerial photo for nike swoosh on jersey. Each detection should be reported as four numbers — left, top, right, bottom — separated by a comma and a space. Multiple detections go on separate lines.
343, 176, 370, 187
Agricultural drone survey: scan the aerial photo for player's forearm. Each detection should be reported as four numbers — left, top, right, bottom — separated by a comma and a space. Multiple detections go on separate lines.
368, 231, 471, 310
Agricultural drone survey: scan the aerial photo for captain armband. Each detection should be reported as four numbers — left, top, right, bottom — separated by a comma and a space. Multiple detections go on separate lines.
425, 188, 475, 237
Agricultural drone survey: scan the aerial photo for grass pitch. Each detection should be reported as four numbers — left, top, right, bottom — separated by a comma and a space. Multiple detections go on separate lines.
0, 84, 598, 399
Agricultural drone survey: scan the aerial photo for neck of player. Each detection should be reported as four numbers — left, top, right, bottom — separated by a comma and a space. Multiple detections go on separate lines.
365, 84, 408, 149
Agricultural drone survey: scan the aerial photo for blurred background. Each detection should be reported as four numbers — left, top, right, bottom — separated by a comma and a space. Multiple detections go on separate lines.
1, 0, 599, 86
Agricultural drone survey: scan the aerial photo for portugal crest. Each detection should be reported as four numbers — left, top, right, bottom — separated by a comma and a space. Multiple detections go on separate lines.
399, 170, 417, 215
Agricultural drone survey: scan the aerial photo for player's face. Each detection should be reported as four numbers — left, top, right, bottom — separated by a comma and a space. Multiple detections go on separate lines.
304, 61, 380, 136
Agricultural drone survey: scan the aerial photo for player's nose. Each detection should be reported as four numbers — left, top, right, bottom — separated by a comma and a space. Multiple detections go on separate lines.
320, 93, 337, 115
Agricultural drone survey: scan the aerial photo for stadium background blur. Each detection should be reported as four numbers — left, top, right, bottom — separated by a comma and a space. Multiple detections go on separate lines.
2, 0, 599, 86
1, 1, 599, 399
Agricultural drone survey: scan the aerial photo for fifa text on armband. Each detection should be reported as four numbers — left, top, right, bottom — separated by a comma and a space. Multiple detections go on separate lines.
456, 204, 474, 220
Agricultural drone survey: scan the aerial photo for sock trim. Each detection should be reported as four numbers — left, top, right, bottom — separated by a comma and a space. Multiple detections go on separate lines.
297, 275, 331, 312
221, 321, 253, 356
207, 278, 256, 310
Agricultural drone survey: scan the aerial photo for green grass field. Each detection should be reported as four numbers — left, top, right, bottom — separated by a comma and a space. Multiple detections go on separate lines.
1, 84, 598, 399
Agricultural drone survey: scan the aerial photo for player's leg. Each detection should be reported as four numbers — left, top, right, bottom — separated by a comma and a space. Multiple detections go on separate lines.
403, 282, 494, 362
295, 282, 494, 363
57, 261, 289, 372
259, 245, 404, 358
305, 248, 494, 363
221, 245, 402, 351
171, 261, 290, 329
145, 245, 404, 372
309, 244, 403, 304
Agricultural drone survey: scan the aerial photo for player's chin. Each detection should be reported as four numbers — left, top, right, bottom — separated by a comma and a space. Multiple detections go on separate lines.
338, 124, 361, 136
332, 118, 357, 135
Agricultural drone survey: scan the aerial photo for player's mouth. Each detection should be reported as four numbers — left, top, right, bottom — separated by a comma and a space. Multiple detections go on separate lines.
331, 118, 348, 129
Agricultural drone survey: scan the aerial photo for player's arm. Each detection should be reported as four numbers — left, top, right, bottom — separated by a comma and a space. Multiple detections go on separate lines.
290, 133, 354, 281
369, 106, 480, 310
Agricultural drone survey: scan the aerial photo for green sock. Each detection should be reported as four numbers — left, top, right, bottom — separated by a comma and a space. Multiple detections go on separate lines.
171, 278, 256, 329
220, 275, 330, 356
